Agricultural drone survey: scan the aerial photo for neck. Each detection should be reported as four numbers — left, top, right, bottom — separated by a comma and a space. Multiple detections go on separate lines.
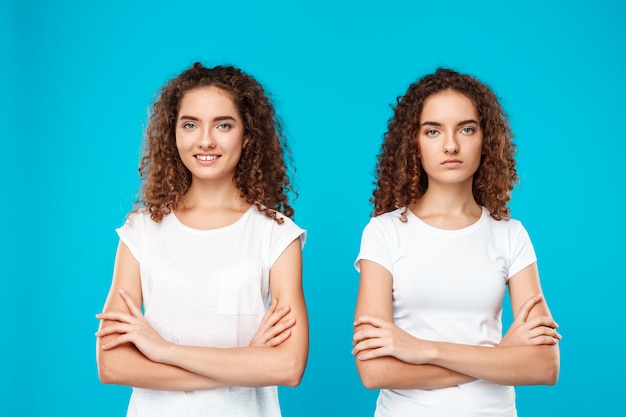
181, 178, 245, 210
411, 180, 480, 216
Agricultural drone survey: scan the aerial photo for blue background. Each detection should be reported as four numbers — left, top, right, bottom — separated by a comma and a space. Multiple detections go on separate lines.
1, 0, 624, 415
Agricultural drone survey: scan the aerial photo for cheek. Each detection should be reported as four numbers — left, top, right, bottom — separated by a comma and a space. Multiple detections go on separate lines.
175, 132, 193, 150
174, 138, 184, 155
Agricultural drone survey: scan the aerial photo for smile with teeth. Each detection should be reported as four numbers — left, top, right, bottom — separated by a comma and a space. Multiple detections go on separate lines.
196, 155, 220, 161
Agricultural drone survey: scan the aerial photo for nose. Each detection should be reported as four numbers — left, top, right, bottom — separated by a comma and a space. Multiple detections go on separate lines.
443, 133, 459, 154
198, 129, 216, 149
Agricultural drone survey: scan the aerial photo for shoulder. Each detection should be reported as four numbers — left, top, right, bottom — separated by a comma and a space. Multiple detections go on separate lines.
250, 204, 302, 228
119, 208, 169, 233
482, 209, 525, 231
130, 208, 170, 223
359, 209, 410, 250
250, 205, 306, 245
124, 208, 150, 223
481, 209, 533, 248
370, 208, 406, 226
364, 208, 407, 234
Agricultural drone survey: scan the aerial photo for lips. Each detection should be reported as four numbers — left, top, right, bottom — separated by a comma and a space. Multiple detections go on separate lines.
441, 159, 462, 165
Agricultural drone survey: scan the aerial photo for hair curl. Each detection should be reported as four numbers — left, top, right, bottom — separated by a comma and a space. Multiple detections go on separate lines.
137, 62, 295, 224
373, 68, 517, 221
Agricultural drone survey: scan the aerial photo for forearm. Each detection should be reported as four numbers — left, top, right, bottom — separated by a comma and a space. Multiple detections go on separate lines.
97, 343, 224, 391
430, 342, 560, 386
356, 355, 475, 390
161, 343, 307, 388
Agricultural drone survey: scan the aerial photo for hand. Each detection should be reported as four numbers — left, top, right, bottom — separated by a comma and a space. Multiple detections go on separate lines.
500, 294, 562, 347
352, 315, 433, 364
95, 289, 173, 363
249, 299, 295, 347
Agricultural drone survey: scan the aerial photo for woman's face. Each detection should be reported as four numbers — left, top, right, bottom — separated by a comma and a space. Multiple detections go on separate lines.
175, 86, 246, 184
416, 89, 483, 188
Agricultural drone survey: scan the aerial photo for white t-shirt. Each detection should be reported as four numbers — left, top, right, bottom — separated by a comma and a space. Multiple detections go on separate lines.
117, 205, 306, 417
355, 207, 536, 417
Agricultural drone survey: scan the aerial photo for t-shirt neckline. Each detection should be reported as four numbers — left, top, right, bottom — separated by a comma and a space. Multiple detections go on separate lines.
405, 206, 488, 236
170, 205, 255, 233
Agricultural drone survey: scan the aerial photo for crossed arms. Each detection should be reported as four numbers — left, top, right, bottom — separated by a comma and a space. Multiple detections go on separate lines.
352, 260, 560, 390
95, 239, 308, 391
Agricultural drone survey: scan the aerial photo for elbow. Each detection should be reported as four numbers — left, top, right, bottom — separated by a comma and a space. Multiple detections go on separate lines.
98, 366, 116, 385
542, 345, 560, 386
529, 346, 560, 386
360, 372, 386, 390
279, 356, 307, 387
542, 355, 560, 386
282, 372, 303, 388
97, 357, 119, 385
356, 361, 384, 389
534, 362, 559, 386
360, 375, 382, 390
96, 347, 130, 386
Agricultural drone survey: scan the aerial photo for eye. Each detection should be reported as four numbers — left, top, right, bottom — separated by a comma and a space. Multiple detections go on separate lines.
217, 123, 231, 130
461, 127, 475, 135
182, 122, 197, 130
424, 129, 439, 137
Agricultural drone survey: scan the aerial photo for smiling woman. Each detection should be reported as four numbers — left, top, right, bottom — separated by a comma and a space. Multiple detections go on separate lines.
95, 63, 309, 417
175, 87, 246, 185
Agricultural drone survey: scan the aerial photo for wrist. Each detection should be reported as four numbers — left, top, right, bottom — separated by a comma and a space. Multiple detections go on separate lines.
155, 341, 178, 365
426, 340, 443, 366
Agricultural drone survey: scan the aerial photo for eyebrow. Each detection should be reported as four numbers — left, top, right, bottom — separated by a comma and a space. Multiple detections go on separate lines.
178, 115, 238, 122
420, 119, 479, 127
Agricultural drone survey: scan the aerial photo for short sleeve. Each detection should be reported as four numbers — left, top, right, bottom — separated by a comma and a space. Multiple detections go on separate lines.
355, 217, 394, 274
115, 211, 145, 262
507, 220, 537, 279
268, 215, 306, 267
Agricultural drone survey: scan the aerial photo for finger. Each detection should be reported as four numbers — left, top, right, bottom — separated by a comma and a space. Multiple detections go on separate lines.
529, 335, 560, 345
257, 306, 291, 337
354, 315, 389, 329
351, 336, 388, 355
262, 318, 296, 341
258, 299, 278, 327
527, 326, 562, 341
353, 326, 389, 344
96, 311, 134, 324
268, 306, 291, 327
354, 346, 390, 361
267, 329, 292, 347
119, 289, 142, 318
101, 334, 134, 350
268, 298, 278, 313
273, 317, 296, 334
525, 315, 558, 330
95, 323, 133, 337
514, 294, 543, 323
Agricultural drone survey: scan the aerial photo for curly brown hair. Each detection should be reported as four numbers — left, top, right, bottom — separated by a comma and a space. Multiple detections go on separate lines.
373, 68, 517, 221
137, 62, 295, 224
